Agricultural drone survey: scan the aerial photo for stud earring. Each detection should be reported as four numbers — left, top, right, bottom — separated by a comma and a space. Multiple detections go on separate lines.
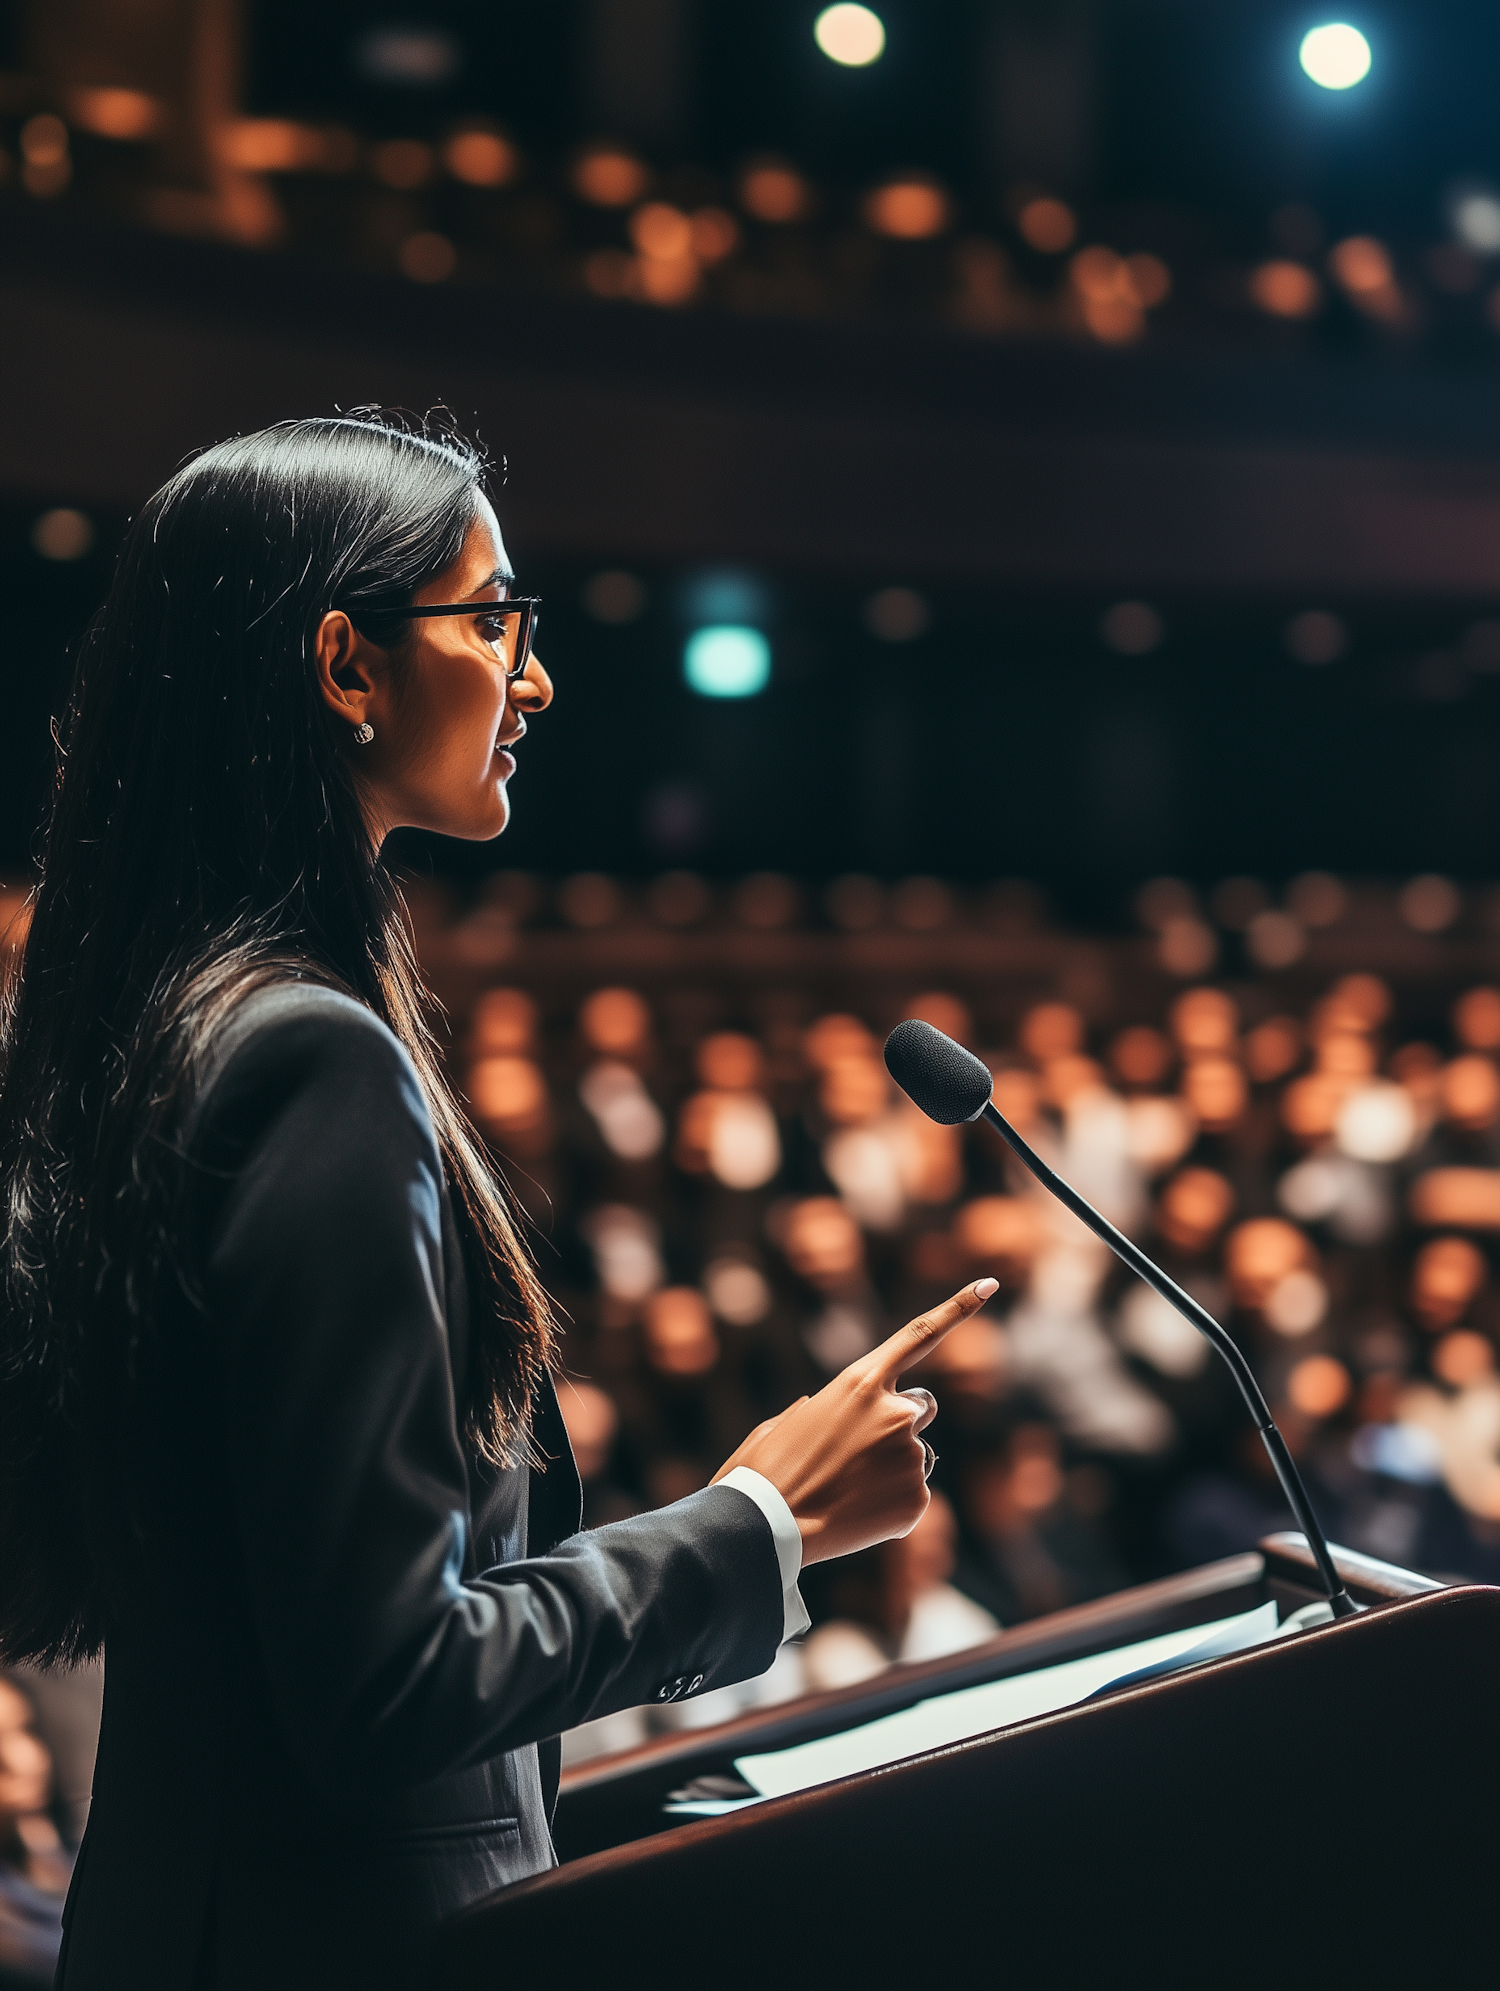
353, 722, 374, 746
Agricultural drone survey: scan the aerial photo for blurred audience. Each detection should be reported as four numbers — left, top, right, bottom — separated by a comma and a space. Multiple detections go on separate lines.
424, 892, 1500, 1750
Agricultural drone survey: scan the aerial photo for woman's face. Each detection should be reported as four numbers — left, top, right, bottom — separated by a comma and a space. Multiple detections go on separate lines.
315, 497, 553, 845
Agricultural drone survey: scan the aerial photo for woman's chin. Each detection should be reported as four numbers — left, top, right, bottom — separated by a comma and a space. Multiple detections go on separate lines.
481, 786, 513, 839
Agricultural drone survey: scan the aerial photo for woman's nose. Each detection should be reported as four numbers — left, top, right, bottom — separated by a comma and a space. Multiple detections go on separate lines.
510, 653, 553, 712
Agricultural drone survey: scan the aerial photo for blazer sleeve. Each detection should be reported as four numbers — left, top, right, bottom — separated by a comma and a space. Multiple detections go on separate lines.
190, 986, 784, 1800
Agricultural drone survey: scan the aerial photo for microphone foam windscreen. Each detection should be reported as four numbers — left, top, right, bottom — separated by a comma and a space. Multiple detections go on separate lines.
884, 1019, 995, 1125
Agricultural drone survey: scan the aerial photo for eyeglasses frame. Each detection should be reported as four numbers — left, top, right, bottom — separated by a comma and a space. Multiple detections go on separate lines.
344, 596, 541, 681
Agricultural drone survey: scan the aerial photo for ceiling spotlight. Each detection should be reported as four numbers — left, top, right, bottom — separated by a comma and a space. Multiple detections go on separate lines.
814, 5, 886, 68
1298, 23, 1371, 91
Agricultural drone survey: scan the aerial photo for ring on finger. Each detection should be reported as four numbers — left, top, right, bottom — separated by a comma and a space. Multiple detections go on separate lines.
921, 1439, 937, 1481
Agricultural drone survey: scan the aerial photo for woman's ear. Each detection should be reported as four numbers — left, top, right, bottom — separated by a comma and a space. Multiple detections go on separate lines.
314, 610, 382, 730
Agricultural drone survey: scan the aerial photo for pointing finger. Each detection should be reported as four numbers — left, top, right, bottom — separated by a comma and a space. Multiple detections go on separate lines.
866, 1279, 999, 1385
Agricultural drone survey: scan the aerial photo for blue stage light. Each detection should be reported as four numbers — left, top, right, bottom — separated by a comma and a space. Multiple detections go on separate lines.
1299, 23, 1371, 90
683, 626, 771, 698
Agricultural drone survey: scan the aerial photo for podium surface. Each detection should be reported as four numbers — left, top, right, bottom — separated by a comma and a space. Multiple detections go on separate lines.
435, 1542, 1497, 1986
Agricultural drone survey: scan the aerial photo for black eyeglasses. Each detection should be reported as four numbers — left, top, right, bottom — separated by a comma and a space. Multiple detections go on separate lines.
347, 596, 541, 680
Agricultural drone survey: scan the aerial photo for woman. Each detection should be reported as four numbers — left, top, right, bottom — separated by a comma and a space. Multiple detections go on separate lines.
0, 413, 995, 1988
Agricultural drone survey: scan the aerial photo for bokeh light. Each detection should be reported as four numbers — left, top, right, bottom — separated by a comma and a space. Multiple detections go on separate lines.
31, 508, 94, 561
1299, 23, 1372, 91
864, 178, 950, 239
814, 5, 886, 67
683, 625, 771, 698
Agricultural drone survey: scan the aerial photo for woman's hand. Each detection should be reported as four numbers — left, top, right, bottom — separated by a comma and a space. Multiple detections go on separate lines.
712, 1279, 999, 1565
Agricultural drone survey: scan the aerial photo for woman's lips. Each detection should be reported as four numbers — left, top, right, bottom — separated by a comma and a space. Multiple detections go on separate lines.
494, 747, 517, 776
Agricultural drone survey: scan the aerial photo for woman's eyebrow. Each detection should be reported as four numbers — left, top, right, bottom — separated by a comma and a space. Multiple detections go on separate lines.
464, 565, 514, 599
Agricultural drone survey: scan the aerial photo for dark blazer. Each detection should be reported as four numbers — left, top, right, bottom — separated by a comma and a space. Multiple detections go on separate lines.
56, 985, 784, 1991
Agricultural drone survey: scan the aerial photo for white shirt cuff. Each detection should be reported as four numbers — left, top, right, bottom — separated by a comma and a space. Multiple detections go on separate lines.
719, 1466, 811, 1643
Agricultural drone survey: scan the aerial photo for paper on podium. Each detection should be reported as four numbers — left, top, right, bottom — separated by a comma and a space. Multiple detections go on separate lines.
734, 1601, 1278, 1802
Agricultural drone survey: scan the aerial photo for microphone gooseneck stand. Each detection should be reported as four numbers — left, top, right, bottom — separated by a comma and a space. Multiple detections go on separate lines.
977, 1099, 1359, 1618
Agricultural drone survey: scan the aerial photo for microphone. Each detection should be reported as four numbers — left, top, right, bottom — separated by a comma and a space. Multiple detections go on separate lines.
885, 1018, 1358, 1619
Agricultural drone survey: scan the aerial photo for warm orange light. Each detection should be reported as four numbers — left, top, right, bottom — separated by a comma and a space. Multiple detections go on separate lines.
629, 201, 693, 260
781, 1196, 865, 1286
636, 254, 699, 304
1019, 1001, 1083, 1063
1079, 290, 1143, 342
1181, 1057, 1247, 1133
1341, 974, 1393, 1027
1245, 1016, 1303, 1084
70, 87, 161, 139
1287, 1355, 1352, 1419
469, 1054, 550, 1151
1249, 259, 1322, 318
864, 178, 950, 239
819, 1053, 890, 1126
643, 1287, 720, 1377
1158, 917, 1217, 976
1170, 986, 1238, 1057
20, 114, 68, 167
1071, 244, 1125, 300
1328, 234, 1392, 293
1225, 1217, 1312, 1310
696, 1032, 764, 1092
1398, 875, 1460, 933
1017, 196, 1076, 253
1281, 1072, 1352, 1144
1410, 1168, 1500, 1229
804, 1015, 878, 1071
954, 1196, 1042, 1280
738, 161, 809, 223
1441, 1055, 1500, 1131
1317, 1031, 1376, 1080
580, 987, 651, 1057
573, 147, 649, 207
219, 119, 327, 170
1328, 235, 1402, 320
905, 991, 973, 1045
1111, 1025, 1174, 1088
471, 986, 537, 1056
444, 129, 518, 187
1454, 986, 1500, 1051
1042, 1055, 1107, 1109
1411, 1236, 1487, 1331
1069, 244, 1168, 335
1432, 1330, 1495, 1388
1157, 1167, 1236, 1253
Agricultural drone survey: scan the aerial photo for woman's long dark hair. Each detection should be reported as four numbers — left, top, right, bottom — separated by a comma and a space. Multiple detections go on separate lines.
0, 411, 556, 1665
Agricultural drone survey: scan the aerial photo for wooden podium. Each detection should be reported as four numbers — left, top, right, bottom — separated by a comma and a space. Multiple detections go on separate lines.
433, 1538, 1499, 1985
